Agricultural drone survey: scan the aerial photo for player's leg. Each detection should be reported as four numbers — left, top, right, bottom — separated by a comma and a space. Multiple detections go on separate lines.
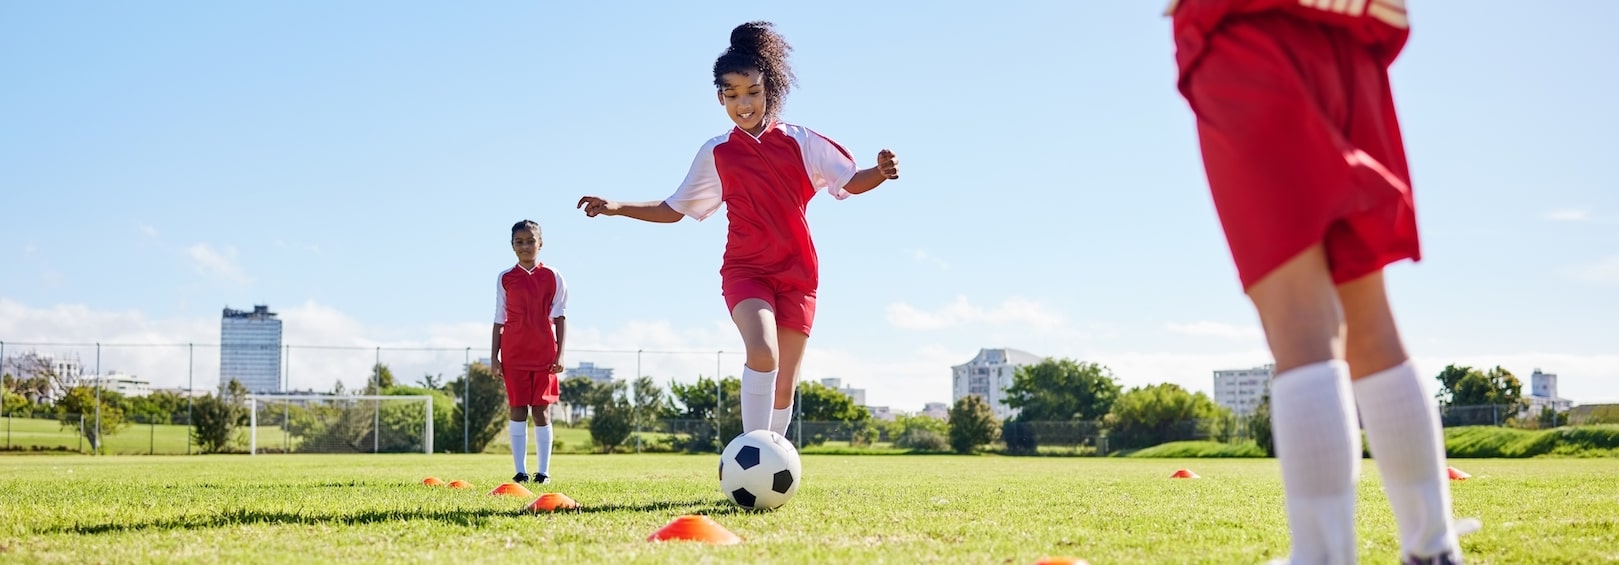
770, 328, 808, 437
1248, 245, 1362, 565
768, 289, 815, 437
1340, 271, 1461, 562
730, 296, 780, 435
508, 403, 530, 481
531, 403, 554, 483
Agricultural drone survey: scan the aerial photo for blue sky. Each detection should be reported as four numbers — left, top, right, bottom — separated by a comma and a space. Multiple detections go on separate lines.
2, 1, 1615, 411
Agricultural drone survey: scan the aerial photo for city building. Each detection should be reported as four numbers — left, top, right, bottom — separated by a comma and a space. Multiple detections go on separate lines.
221, 305, 283, 393
1527, 368, 1574, 413
79, 372, 152, 397
819, 378, 867, 406
1213, 364, 1275, 417
921, 401, 949, 420
564, 361, 616, 384
952, 348, 1044, 420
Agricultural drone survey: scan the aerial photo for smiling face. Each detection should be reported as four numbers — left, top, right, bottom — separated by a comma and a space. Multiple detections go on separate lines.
716, 69, 768, 136
511, 227, 539, 267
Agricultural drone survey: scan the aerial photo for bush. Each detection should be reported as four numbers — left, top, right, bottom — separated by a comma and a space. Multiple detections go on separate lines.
947, 396, 1000, 454
1443, 425, 1619, 458
894, 428, 949, 451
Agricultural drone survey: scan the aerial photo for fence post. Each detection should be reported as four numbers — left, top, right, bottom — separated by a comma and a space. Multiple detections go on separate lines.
187, 343, 194, 455
425, 395, 434, 455
635, 349, 642, 454
150, 416, 155, 455
78, 414, 84, 453
715, 350, 723, 450
249, 396, 257, 456
463, 347, 470, 454
94, 342, 101, 455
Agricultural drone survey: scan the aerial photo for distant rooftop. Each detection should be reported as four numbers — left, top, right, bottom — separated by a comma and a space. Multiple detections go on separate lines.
224, 305, 278, 319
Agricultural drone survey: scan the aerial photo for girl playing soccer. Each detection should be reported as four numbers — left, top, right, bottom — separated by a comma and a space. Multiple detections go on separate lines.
493, 219, 566, 484
577, 21, 899, 440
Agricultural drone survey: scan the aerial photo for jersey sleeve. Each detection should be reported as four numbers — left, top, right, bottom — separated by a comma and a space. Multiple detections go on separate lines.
787, 125, 858, 200
664, 136, 727, 221
493, 270, 508, 324
548, 268, 568, 319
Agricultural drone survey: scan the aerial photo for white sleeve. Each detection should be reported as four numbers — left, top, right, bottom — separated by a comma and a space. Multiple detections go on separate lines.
493, 271, 508, 324
548, 268, 567, 318
664, 136, 727, 221
787, 125, 858, 201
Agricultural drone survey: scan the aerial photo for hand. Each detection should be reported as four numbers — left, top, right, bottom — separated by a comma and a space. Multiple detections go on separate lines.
576, 196, 617, 217
491, 360, 502, 379
876, 149, 899, 180
550, 359, 564, 374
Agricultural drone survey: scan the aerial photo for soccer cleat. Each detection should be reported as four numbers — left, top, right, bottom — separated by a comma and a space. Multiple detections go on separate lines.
512, 472, 530, 483
533, 473, 550, 484
1401, 518, 1483, 565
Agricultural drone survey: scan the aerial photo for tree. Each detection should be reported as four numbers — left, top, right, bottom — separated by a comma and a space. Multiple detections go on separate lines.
369, 363, 396, 392
559, 376, 598, 425
1435, 364, 1527, 425
1105, 383, 1228, 450
587, 380, 633, 452
668, 375, 731, 452
445, 363, 507, 453
56, 386, 129, 453
631, 375, 674, 430
1249, 393, 1275, 457
892, 413, 949, 451
379, 385, 457, 452
796, 381, 869, 423
947, 395, 1000, 454
1004, 358, 1122, 422
191, 378, 250, 453
3, 388, 31, 416
415, 373, 443, 391
6, 352, 67, 405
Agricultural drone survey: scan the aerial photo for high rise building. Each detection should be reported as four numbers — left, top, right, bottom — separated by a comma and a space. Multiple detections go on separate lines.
221, 305, 283, 393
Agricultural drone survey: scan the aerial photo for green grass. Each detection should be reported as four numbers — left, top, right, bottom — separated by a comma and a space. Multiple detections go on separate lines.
1444, 425, 1619, 458
0, 417, 293, 455
1, 455, 1615, 564
1119, 440, 1266, 458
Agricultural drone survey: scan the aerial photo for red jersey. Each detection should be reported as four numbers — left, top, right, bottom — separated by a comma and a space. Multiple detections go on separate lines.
1169, 0, 1410, 79
664, 122, 859, 292
494, 263, 567, 371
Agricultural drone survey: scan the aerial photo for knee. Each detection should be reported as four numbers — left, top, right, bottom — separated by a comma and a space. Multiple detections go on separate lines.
744, 347, 778, 372
509, 406, 528, 422
533, 407, 551, 426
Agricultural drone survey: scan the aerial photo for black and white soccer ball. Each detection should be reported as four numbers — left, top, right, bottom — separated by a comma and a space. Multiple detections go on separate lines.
718, 429, 802, 510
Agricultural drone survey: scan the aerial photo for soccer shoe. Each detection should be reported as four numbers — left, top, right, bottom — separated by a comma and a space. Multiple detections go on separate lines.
533, 473, 550, 485
1262, 518, 1483, 565
512, 472, 530, 483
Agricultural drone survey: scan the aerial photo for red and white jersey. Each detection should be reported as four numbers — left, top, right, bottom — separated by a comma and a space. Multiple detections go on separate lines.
494, 262, 567, 371
1168, 0, 1410, 74
665, 121, 859, 291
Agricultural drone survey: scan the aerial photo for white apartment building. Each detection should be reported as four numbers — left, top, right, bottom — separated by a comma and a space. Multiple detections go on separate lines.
1527, 368, 1573, 413
952, 348, 1044, 421
1213, 364, 1275, 417
820, 378, 867, 406
80, 372, 153, 398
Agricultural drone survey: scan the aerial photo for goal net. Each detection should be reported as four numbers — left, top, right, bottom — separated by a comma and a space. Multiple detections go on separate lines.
248, 394, 434, 455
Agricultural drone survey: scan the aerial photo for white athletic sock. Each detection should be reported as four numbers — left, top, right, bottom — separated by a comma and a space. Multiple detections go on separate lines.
508, 420, 527, 474
1270, 360, 1361, 565
769, 404, 794, 437
741, 367, 777, 434
1355, 360, 1458, 559
534, 423, 554, 476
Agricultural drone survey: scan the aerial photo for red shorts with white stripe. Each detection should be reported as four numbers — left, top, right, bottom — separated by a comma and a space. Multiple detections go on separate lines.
1178, 10, 1419, 289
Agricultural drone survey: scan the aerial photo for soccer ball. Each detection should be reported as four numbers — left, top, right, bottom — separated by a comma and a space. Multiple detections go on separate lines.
718, 430, 802, 510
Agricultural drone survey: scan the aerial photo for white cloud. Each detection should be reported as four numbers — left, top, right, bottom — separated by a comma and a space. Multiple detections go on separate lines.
886, 296, 1063, 331
186, 244, 251, 285
1166, 321, 1263, 341
138, 225, 159, 239
22, 243, 37, 255
1567, 255, 1619, 284
1544, 209, 1590, 222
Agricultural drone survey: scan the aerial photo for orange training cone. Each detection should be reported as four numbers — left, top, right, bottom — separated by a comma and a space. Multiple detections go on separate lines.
1447, 466, 1471, 480
489, 482, 536, 498
447, 480, 473, 489
422, 477, 446, 486
647, 515, 741, 545
1035, 558, 1091, 565
1171, 469, 1200, 479
526, 492, 580, 513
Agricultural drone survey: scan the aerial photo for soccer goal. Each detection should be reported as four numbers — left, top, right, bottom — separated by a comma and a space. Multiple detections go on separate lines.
247, 394, 434, 455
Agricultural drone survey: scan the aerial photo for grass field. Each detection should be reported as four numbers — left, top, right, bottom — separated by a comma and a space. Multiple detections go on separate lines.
2, 455, 1615, 564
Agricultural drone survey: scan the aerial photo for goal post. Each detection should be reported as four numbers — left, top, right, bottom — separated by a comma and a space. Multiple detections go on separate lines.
248, 394, 434, 455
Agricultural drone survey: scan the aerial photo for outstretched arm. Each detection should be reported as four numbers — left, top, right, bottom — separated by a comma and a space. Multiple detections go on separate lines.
576, 197, 684, 223
843, 149, 900, 195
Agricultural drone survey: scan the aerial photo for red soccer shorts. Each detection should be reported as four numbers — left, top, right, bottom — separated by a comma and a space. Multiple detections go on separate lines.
722, 276, 817, 336
1182, 11, 1420, 290
504, 369, 560, 408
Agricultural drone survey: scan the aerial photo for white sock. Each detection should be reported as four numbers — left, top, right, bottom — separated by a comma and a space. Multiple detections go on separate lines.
1270, 360, 1361, 565
1355, 360, 1458, 559
741, 367, 777, 434
535, 423, 554, 476
769, 404, 794, 436
508, 420, 527, 474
